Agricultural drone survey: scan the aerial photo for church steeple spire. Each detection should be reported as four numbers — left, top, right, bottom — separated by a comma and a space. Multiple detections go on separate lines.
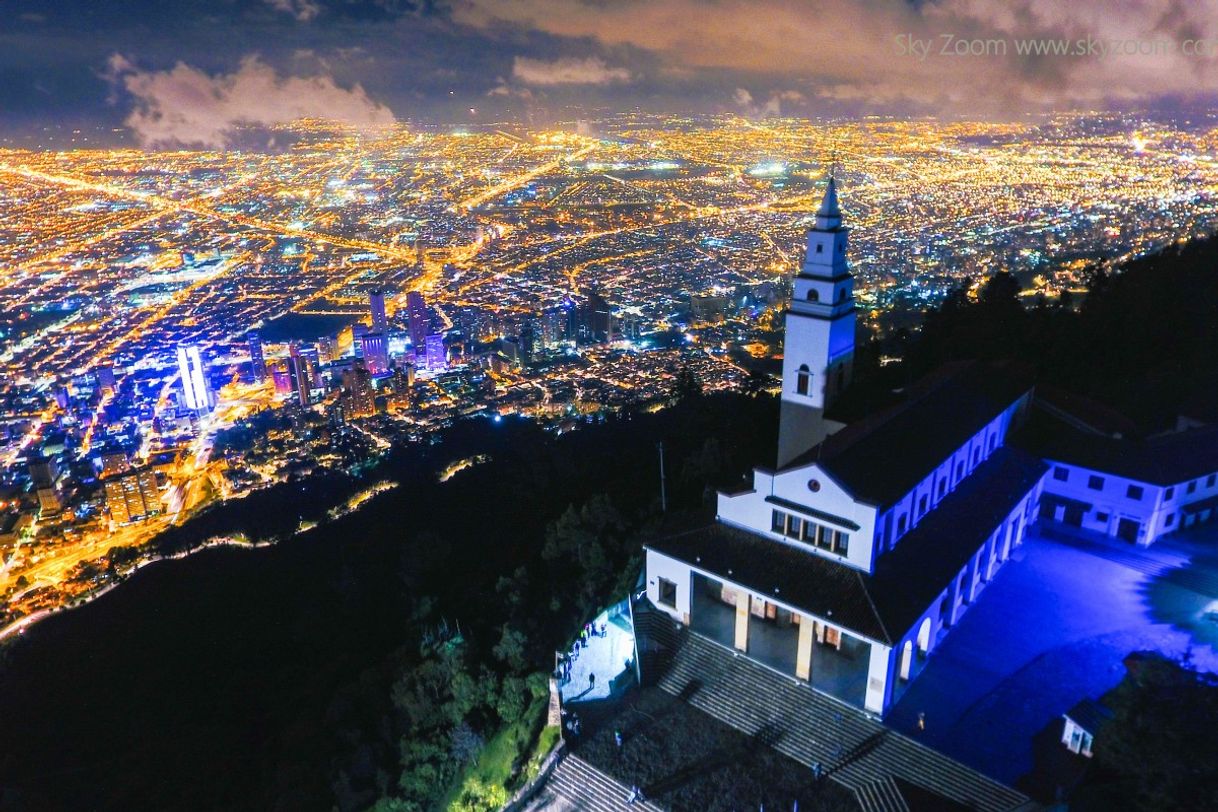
815, 174, 841, 229
776, 172, 856, 467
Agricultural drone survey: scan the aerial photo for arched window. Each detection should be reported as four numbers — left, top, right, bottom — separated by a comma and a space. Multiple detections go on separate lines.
796, 364, 811, 396
806, 288, 819, 303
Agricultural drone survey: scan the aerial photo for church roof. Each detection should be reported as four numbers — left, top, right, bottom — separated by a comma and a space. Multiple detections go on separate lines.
646, 445, 1046, 645
1013, 404, 1218, 485
817, 175, 841, 218
781, 360, 1036, 509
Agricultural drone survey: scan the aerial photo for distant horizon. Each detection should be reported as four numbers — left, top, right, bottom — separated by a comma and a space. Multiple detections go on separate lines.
5, 107, 1218, 153
5, 0, 1218, 150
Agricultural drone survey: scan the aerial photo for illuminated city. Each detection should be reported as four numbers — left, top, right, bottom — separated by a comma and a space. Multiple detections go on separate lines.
3, 1, 1218, 810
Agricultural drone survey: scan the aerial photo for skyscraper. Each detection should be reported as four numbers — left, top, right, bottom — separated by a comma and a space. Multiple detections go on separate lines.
425, 333, 446, 371
407, 291, 429, 359
247, 331, 267, 381
361, 332, 389, 375
341, 360, 376, 419
369, 290, 388, 333
177, 344, 213, 413
288, 342, 315, 407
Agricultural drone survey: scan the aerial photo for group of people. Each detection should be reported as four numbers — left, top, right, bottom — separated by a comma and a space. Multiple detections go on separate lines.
560, 708, 582, 737
555, 620, 609, 688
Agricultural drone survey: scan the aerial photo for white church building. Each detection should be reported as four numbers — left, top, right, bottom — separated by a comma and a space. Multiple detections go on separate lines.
643, 177, 1218, 716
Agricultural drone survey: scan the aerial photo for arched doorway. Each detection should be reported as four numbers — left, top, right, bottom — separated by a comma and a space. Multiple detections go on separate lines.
899, 640, 913, 681
916, 617, 933, 656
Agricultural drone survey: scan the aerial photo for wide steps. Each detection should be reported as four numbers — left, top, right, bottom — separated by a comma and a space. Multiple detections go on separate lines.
545, 754, 666, 812
655, 633, 1028, 812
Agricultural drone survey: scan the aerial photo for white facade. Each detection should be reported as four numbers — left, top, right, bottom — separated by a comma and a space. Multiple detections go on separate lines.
177, 344, 213, 413
1040, 461, 1218, 545
777, 177, 855, 466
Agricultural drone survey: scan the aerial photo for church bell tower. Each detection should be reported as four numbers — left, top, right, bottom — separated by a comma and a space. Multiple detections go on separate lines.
776, 175, 856, 467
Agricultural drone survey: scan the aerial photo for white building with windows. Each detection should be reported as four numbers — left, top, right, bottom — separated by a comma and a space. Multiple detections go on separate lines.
1021, 411, 1218, 545
642, 177, 1218, 717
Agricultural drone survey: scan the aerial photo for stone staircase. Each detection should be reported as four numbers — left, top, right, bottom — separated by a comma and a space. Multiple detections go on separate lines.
542, 753, 666, 812
1041, 524, 1218, 597
655, 632, 1033, 812
631, 601, 682, 686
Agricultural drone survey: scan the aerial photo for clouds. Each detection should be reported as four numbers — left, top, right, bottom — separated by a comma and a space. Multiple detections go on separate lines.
264, 0, 322, 22
734, 88, 805, 117
105, 54, 395, 149
454, 0, 1218, 114
512, 56, 631, 86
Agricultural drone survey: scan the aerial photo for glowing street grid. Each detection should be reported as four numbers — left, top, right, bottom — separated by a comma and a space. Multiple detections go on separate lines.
4, 112, 1218, 633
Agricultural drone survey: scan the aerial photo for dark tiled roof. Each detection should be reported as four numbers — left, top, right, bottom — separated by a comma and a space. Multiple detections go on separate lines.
646, 447, 1046, 645
1064, 698, 1113, 734
868, 446, 1047, 640
646, 522, 888, 642
1014, 405, 1218, 485
782, 361, 1035, 508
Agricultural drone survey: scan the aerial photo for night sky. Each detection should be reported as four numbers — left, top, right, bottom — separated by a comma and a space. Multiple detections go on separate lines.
3, 0, 1218, 146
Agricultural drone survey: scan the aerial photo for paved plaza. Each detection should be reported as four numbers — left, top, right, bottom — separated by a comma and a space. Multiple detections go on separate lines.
560, 601, 637, 704
887, 521, 1218, 784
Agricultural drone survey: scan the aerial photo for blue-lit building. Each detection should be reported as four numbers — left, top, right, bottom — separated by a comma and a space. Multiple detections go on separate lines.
643, 178, 1218, 716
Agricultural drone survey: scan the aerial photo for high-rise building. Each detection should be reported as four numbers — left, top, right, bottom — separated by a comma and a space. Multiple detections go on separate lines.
36, 487, 62, 515
341, 360, 377, 419
271, 362, 293, 395
96, 366, 117, 396
360, 332, 389, 375
177, 344, 213, 413
425, 333, 446, 371
28, 456, 58, 489
369, 290, 388, 333
247, 332, 267, 381
318, 335, 339, 363
104, 468, 161, 525
407, 291, 429, 359
288, 342, 316, 407
518, 320, 537, 364
580, 289, 613, 344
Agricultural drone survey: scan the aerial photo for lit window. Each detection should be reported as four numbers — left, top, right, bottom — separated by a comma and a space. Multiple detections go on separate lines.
1127, 484, 1144, 500
1087, 475, 1104, 491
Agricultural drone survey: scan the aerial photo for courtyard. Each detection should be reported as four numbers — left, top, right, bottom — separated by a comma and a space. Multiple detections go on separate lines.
886, 520, 1218, 786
